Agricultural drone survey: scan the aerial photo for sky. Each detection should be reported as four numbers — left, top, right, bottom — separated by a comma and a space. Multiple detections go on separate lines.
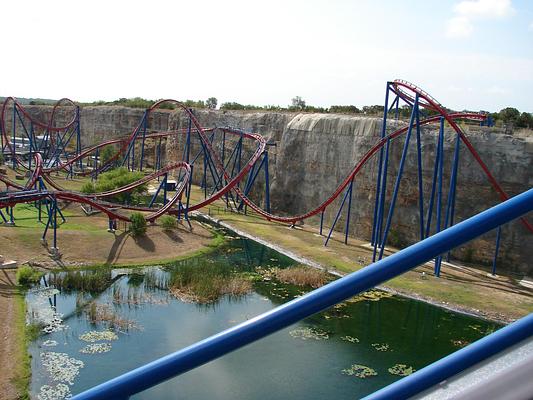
2, 0, 532, 112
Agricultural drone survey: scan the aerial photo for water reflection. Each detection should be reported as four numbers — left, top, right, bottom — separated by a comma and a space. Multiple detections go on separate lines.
26, 227, 499, 400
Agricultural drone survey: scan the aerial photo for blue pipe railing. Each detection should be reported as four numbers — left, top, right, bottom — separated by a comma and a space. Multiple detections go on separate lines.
72, 188, 533, 400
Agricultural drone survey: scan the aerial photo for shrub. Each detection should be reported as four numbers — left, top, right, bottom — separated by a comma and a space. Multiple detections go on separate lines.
81, 181, 96, 194
275, 266, 329, 288
130, 212, 147, 237
160, 215, 176, 231
16, 266, 42, 286
100, 144, 117, 166
93, 167, 147, 204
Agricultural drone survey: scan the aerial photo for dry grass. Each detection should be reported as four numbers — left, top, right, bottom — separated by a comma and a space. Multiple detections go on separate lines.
169, 276, 252, 304
275, 266, 329, 288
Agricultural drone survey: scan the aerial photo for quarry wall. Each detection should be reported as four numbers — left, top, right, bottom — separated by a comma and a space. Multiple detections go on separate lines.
5, 105, 532, 275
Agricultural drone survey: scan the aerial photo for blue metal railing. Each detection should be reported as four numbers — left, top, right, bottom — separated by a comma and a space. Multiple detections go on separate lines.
72, 188, 533, 400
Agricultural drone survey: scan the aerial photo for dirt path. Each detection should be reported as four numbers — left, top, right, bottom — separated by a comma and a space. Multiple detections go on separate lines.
0, 270, 21, 400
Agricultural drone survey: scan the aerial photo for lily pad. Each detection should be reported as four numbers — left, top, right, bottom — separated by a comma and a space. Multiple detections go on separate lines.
388, 363, 416, 376
342, 364, 377, 379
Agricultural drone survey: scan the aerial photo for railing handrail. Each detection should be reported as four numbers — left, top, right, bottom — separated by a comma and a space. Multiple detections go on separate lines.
72, 188, 533, 400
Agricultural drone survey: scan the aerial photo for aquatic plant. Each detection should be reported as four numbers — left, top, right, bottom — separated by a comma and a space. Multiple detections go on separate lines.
79, 330, 118, 343
342, 364, 377, 379
289, 327, 329, 341
47, 270, 113, 294
168, 261, 252, 304
371, 343, 390, 352
42, 340, 58, 347
388, 364, 416, 376
341, 335, 359, 343
85, 304, 139, 331
451, 339, 470, 348
79, 343, 112, 354
347, 290, 393, 303
41, 352, 84, 385
37, 383, 71, 400
16, 265, 43, 286
27, 290, 66, 334
274, 266, 329, 288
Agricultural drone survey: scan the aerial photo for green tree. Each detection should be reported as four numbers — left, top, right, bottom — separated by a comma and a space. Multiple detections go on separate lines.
290, 96, 306, 111
206, 97, 218, 109
516, 112, 533, 128
498, 107, 520, 124
329, 105, 361, 114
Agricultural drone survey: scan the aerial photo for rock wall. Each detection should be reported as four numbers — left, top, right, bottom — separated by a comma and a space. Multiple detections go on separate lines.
168, 109, 533, 275
2, 105, 171, 147
4, 105, 532, 274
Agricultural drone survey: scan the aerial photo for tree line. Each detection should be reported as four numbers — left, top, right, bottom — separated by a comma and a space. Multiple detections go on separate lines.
20, 95, 532, 129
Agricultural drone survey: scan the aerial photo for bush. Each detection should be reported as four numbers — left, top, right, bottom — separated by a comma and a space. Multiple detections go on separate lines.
93, 167, 147, 204
160, 215, 176, 231
81, 181, 96, 194
16, 266, 42, 286
100, 144, 117, 166
130, 212, 147, 237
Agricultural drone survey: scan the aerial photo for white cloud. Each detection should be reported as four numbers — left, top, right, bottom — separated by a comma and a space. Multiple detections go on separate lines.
447, 16, 474, 38
446, 0, 515, 38
454, 0, 515, 18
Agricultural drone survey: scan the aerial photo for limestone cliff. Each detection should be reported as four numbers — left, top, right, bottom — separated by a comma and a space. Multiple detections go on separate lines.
3, 105, 532, 274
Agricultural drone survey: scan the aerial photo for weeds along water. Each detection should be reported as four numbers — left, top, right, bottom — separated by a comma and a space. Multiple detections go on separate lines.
25, 225, 500, 400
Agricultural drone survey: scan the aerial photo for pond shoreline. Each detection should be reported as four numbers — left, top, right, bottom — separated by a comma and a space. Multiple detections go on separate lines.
196, 211, 508, 325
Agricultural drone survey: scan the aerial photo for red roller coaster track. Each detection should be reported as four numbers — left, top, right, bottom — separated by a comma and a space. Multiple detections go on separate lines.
0, 79, 530, 236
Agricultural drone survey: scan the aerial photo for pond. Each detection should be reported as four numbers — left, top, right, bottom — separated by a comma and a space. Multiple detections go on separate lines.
26, 226, 500, 400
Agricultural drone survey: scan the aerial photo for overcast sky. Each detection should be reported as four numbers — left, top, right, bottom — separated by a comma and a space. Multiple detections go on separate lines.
2, 0, 532, 112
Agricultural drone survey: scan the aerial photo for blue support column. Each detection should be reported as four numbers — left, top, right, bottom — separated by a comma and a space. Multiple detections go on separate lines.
491, 226, 502, 276
434, 118, 445, 276
184, 165, 193, 230
185, 114, 192, 164
12, 103, 16, 169
163, 174, 168, 205
324, 184, 352, 247
264, 151, 270, 213
444, 132, 461, 263
378, 94, 420, 260
371, 82, 391, 247
372, 138, 391, 262
76, 106, 82, 170
344, 178, 355, 245
139, 110, 148, 171
53, 196, 58, 250
29, 122, 34, 171
415, 106, 425, 240
319, 209, 325, 235
425, 120, 444, 237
